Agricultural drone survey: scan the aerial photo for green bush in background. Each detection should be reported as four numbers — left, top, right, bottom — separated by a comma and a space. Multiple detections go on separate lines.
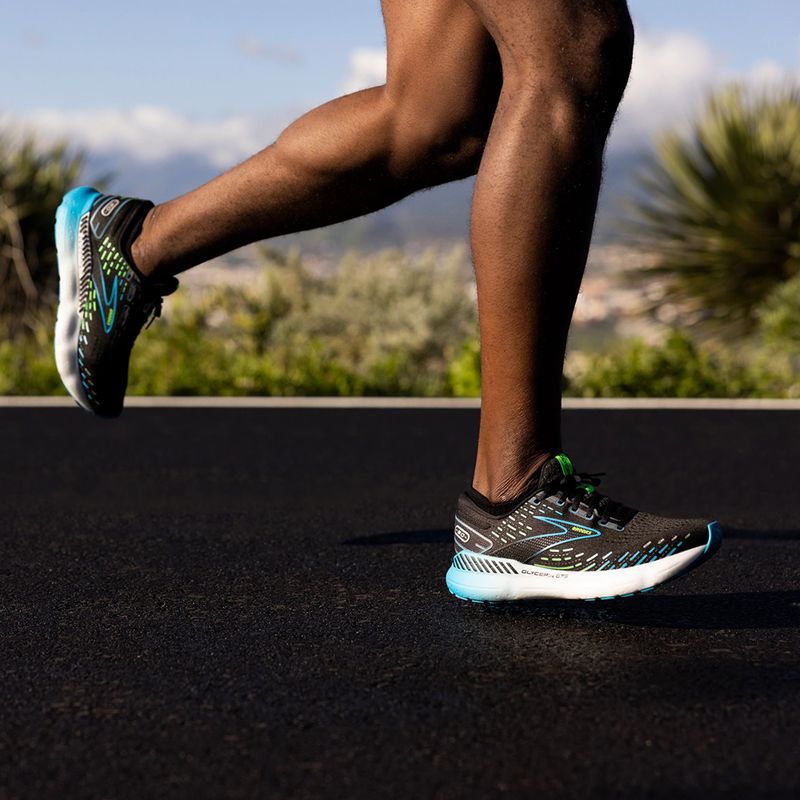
127, 245, 478, 396
564, 331, 798, 398
2, 248, 798, 398
1, 247, 481, 397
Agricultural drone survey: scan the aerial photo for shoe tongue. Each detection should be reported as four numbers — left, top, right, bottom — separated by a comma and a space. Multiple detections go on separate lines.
538, 453, 575, 487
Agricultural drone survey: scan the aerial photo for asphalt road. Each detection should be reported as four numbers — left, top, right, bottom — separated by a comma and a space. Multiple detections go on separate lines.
1, 407, 798, 800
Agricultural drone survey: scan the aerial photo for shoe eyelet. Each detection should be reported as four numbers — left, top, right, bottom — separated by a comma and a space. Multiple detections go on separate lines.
585, 512, 593, 520
556, 500, 565, 507
616, 525, 625, 532
531, 498, 541, 506
568, 505, 579, 513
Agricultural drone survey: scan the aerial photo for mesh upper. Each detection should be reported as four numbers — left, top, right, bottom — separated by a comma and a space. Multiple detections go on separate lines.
454, 455, 711, 572
74, 194, 173, 417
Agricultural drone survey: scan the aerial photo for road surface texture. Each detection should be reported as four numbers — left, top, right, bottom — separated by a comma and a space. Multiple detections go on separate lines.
1, 406, 798, 799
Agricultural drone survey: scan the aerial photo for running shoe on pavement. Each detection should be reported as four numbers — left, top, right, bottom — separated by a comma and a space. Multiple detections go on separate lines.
446, 452, 722, 602
54, 187, 178, 418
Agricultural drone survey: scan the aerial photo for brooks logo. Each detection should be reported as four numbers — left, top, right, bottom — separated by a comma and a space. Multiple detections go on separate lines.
93, 273, 119, 334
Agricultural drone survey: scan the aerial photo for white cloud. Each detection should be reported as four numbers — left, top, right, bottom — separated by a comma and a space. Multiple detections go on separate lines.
0, 106, 295, 168
746, 58, 800, 87
611, 32, 722, 149
611, 31, 800, 151
340, 48, 387, 94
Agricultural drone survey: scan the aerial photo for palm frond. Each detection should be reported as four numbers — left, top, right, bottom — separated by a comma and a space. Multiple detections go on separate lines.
624, 83, 800, 335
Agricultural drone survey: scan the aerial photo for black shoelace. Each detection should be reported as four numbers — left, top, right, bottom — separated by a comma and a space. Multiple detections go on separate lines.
143, 296, 165, 329
534, 472, 632, 528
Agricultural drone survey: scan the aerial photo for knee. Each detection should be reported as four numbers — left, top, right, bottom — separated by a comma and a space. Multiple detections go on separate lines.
577, 2, 635, 111
508, 1, 635, 137
381, 89, 494, 183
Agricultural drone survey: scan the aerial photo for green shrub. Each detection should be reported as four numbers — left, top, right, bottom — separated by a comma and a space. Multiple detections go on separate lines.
759, 272, 800, 346
2, 251, 798, 399
0, 247, 479, 397
447, 339, 481, 398
0, 312, 64, 395
564, 330, 798, 398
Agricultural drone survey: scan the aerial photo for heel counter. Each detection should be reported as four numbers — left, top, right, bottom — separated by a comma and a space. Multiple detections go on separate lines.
454, 493, 495, 555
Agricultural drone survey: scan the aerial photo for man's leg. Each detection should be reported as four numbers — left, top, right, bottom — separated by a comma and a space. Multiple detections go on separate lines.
133, 0, 502, 277
444, 1, 719, 603
54, 0, 500, 417
464, 0, 634, 502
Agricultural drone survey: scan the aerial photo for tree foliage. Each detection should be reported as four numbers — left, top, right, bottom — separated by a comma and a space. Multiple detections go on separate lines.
627, 84, 800, 334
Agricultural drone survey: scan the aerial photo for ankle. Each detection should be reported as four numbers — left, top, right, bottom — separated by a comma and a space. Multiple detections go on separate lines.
472, 450, 555, 505
130, 207, 161, 280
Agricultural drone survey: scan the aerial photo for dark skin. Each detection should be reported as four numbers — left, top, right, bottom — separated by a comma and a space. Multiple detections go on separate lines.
131, 0, 635, 503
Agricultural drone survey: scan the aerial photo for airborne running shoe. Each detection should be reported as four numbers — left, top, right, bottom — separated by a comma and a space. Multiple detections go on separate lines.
54, 187, 177, 417
446, 453, 722, 602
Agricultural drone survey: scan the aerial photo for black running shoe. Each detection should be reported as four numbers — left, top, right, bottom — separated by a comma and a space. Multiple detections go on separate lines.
54, 187, 178, 417
446, 453, 722, 602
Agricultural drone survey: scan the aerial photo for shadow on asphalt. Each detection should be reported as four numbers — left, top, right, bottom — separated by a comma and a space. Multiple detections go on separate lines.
343, 529, 800, 631
472, 591, 800, 631
724, 527, 800, 540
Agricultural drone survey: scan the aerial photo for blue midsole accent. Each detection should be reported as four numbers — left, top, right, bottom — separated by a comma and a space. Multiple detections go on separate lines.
55, 186, 101, 250
705, 521, 722, 554
61, 186, 102, 223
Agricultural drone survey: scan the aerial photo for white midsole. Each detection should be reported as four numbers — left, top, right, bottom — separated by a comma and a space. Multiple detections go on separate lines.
446, 544, 708, 601
54, 198, 92, 412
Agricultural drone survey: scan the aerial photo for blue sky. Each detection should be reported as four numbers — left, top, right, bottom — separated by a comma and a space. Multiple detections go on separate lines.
2, 0, 798, 115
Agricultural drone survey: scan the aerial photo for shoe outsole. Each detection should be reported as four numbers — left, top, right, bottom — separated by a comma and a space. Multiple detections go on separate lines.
54, 186, 102, 415
446, 521, 722, 603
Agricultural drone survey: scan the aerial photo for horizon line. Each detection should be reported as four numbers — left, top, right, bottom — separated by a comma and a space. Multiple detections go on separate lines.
1, 396, 799, 411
